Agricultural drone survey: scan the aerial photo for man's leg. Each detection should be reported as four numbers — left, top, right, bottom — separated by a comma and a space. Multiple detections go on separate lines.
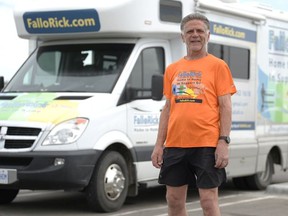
166, 185, 188, 216
198, 187, 221, 216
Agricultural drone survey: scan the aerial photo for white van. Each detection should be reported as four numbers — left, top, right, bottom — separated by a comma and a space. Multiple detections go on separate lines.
0, 0, 288, 212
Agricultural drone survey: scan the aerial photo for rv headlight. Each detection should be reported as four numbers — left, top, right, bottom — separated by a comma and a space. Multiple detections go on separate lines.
43, 118, 89, 145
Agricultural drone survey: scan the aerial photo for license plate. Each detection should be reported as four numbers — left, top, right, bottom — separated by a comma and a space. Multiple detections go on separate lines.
0, 169, 8, 184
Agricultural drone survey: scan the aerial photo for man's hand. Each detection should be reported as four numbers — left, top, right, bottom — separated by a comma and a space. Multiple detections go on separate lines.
151, 145, 164, 168
214, 140, 229, 169
151, 100, 170, 169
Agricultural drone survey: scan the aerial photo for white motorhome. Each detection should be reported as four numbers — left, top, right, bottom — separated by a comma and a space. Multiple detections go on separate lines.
0, 0, 288, 212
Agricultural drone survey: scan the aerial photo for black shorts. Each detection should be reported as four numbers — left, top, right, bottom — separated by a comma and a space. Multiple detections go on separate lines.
158, 147, 226, 189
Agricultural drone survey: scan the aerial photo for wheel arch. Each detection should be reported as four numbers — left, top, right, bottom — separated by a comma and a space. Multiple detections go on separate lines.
91, 131, 139, 197
103, 143, 138, 197
269, 146, 282, 166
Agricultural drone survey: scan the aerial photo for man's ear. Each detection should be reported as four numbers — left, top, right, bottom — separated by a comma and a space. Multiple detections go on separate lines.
181, 33, 185, 43
207, 31, 210, 41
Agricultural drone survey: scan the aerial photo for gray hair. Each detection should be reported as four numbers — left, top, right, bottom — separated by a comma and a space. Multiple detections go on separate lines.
180, 13, 210, 32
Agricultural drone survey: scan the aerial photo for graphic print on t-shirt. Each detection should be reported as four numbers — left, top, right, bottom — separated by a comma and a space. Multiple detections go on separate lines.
172, 71, 206, 103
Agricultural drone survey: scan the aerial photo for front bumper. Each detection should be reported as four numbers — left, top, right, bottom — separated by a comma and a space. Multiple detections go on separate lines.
0, 150, 102, 190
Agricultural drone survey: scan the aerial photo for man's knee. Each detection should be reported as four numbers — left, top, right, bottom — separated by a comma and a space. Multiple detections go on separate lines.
166, 192, 183, 208
200, 195, 217, 211
199, 188, 219, 211
166, 186, 187, 208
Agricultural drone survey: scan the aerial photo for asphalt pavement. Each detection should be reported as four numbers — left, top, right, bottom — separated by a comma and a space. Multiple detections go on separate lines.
266, 182, 288, 195
266, 166, 288, 196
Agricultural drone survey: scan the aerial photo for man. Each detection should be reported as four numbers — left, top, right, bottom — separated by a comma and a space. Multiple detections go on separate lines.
151, 13, 237, 216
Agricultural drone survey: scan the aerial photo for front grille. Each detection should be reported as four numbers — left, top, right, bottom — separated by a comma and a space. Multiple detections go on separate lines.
0, 126, 42, 149
7, 127, 41, 136
5, 140, 36, 149
0, 157, 32, 167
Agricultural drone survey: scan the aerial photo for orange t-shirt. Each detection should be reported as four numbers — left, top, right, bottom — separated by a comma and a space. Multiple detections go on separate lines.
164, 54, 237, 148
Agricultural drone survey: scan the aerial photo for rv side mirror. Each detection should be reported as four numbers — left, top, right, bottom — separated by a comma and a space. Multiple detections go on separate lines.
152, 74, 163, 101
0, 76, 4, 90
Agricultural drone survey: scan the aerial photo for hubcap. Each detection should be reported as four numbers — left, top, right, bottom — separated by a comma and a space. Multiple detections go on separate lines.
104, 164, 125, 201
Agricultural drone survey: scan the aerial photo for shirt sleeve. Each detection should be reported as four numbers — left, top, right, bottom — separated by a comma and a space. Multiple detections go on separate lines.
163, 65, 173, 99
216, 61, 237, 96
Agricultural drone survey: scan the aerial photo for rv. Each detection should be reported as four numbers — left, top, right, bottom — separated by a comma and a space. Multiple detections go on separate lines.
0, 0, 288, 212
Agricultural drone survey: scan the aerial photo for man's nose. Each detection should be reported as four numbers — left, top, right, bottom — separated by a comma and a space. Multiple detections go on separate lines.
191, 29, 200, 35
191, 30, 199, 36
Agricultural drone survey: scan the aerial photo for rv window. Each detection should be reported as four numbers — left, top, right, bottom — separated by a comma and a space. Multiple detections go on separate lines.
4, 44, 134, 93
125, 47, 165, 101
160, 0, 182, 23
208, 43, 250, 80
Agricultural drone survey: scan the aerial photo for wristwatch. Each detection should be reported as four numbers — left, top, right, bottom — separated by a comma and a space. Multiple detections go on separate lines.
219, 136, 231, 144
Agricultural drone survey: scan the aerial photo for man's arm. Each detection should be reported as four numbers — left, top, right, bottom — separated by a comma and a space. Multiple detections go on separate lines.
215, 94, 232, 169
151, 99, 170, 168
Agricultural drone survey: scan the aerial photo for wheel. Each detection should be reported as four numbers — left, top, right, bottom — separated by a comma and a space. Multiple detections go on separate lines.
245, 154, 274, 190
0, 189, 19, 204
85, 151, 128, 212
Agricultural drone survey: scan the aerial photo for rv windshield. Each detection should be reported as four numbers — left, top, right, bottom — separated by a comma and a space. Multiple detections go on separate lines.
4, 43, 134, 93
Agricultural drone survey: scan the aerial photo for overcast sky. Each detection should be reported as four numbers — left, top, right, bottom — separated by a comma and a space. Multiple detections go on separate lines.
0, 0, 27, 81
1, 0, 288, 82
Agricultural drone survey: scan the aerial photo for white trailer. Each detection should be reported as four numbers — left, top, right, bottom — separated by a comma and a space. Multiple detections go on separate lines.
0, 0, 287, 212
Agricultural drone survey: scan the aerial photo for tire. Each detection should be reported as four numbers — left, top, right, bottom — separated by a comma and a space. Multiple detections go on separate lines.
0, 189, 19, 204
85, 151, 129, 212
245, 154, 274, 190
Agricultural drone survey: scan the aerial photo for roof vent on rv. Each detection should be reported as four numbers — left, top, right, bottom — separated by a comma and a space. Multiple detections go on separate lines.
254, 3, 273, 11
220, 0, 238, 3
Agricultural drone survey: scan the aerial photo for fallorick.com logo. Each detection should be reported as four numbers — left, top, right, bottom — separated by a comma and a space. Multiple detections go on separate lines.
210, 21, 256, 43
23, 9, 101, 34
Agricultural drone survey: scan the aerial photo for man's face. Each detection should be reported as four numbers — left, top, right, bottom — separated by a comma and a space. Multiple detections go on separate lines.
181, 20, 210, 54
